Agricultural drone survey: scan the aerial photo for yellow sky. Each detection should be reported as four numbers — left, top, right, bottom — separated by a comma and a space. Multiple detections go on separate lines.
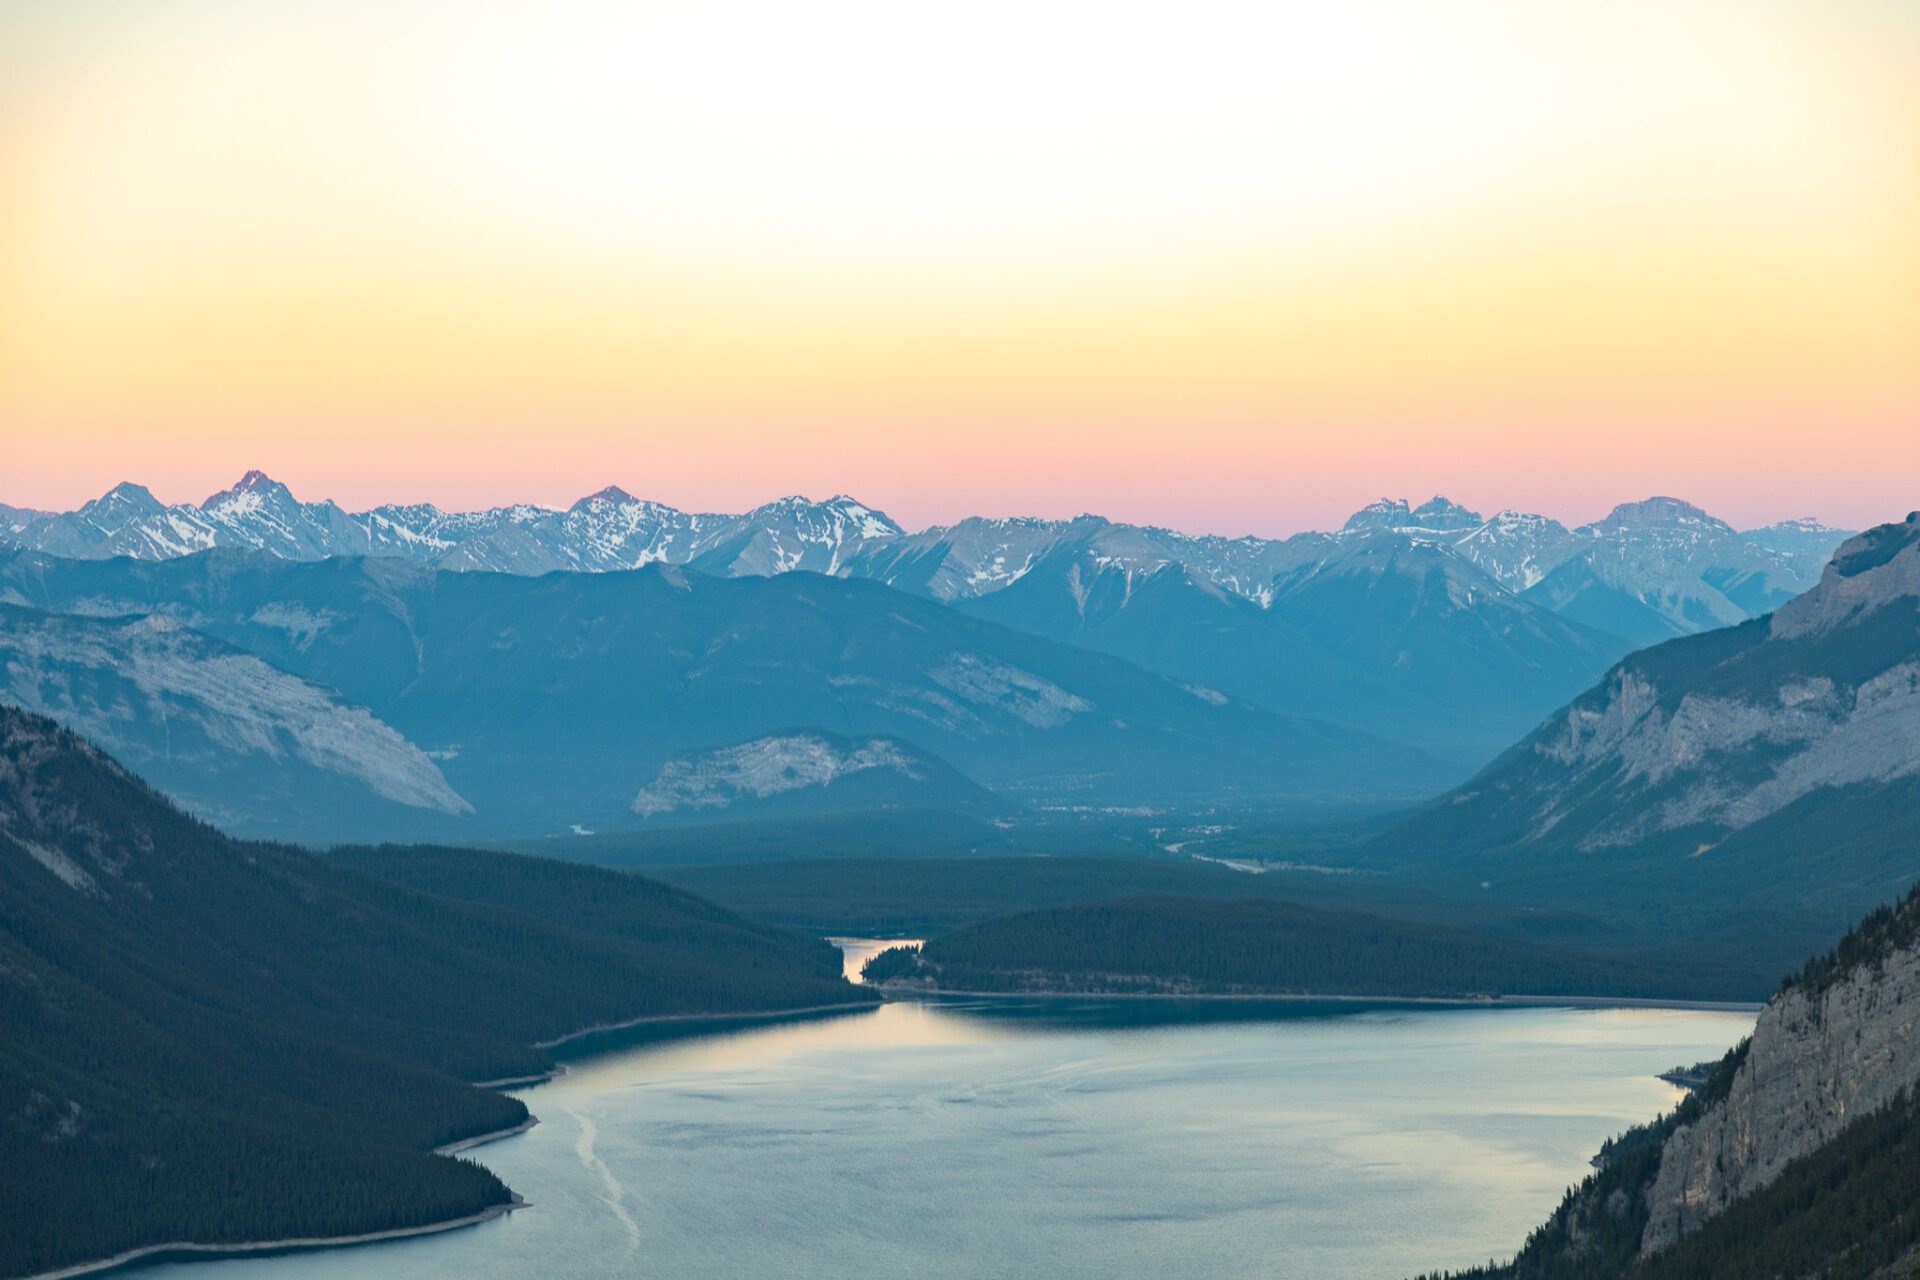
1, 0, 1916, 531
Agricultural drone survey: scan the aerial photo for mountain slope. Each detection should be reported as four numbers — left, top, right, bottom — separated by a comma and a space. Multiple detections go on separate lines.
1376, 512, 1920, 960
0, 703, 867, 1277
0, 549, 1449, 837
1523, 497, 1820, 648
0, 602, 472, 841
954, 546, 1408, 728
628, 729, 998, 824
1261, 532, 1627, 758
945, 527, 1623, 765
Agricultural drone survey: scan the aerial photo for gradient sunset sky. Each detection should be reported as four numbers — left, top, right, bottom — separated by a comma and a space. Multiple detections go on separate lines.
2, 0, 1916, 535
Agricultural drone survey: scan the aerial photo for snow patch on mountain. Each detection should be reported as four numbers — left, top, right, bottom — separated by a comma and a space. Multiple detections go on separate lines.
2, 475, 1862, 650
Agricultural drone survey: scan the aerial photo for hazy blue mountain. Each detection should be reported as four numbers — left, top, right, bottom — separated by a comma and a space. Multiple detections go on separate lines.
0, 502, 48, 536
1261, 532, 1626, 758
1340, 495, 1484, 534
1520, 497, 1846, 647
1373, 511, 1920, 958
11, 482, 169, 558
9, 477, 1850, 648
952, 532, 1622, 765
844, 497, 1845, 766
842, 513, 1320, 607
1742, 515, 1861, 579
4, 478, 1856, 777
0, 549, 1449, 838
7, 472, 908, 579
1449, 509, 1582, 591
0, 602, 471, 842
13, 478, 1842, 645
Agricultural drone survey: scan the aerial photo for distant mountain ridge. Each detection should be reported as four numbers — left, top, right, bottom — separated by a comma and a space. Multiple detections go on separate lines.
4, 473, 907, 581
0, 548, 1450, 839
3, 475, 1849, 648
2, 475, 1856, 780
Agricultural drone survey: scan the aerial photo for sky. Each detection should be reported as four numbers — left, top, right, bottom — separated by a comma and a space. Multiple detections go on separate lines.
1, 0, 1916, 536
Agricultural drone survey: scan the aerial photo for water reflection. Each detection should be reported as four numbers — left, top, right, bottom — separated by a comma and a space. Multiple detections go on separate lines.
146, 1000, 1755, 1280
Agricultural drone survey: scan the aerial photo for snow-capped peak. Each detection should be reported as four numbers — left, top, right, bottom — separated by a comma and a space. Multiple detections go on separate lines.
1342, 498, 1412, 532
1409, 496, 1484, 532
1748, 517, 1843, 537
822, 495, 905, 538
202, 470, 295, 511
1587, 496, 1730, 535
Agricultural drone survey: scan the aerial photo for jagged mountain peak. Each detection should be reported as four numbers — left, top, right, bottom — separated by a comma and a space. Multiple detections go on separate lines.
738, 493, 905, 537
80, 481, 165, 516
1341, 496, 1482, 534
99, 480, 162, 503
1342, 497, 1412, 532
1586, 495, 1731, 534
1770, 511, 1920, 640
1474, 508, 1570, 534
201, 469, 296, 510
1409, 496, 1484, 530
572, 484, 640, 508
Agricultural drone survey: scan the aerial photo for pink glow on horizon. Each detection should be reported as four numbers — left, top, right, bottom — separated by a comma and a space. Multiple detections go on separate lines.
10, 407, 1912, 540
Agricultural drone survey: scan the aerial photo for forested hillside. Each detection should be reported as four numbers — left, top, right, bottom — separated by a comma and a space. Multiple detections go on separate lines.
0, 704, 870, 1278
868, 897, 1762, 1001
657, 854, 1623, 943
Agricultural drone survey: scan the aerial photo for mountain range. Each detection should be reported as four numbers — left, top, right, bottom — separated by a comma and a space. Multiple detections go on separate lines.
1375, 511, 1920, 965
0, 549, 1450, 839
2, 473, 1847, 638
1, 474, 1852, 769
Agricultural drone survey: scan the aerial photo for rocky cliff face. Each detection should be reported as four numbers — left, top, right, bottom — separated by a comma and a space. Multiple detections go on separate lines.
1641, 936, 1920, 1252
1392, 512, 1920, 864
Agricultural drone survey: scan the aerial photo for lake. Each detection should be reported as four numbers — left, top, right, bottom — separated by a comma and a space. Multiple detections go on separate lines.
141, 991, 1752, 1279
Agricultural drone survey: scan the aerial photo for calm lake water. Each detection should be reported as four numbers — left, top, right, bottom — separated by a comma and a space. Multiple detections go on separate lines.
143, 991, 1753, 1280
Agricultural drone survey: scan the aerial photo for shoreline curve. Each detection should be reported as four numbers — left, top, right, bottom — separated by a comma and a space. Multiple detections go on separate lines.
20, 1194, 529, 1280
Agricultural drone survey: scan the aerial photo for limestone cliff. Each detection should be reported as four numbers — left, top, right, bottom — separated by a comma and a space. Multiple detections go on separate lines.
1640, 930, 1920, 1252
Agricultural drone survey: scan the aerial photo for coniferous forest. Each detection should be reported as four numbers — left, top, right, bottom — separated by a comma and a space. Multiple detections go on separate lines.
0, 705, 871, 1278
879, 896, 1767, 1001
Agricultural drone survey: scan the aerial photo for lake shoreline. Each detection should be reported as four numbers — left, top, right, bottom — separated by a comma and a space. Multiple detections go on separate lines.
19, 1194, 530, 1280
23, 998, 876, 1280
530, 998, 880, 1050
887, 987, 1764, 1012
